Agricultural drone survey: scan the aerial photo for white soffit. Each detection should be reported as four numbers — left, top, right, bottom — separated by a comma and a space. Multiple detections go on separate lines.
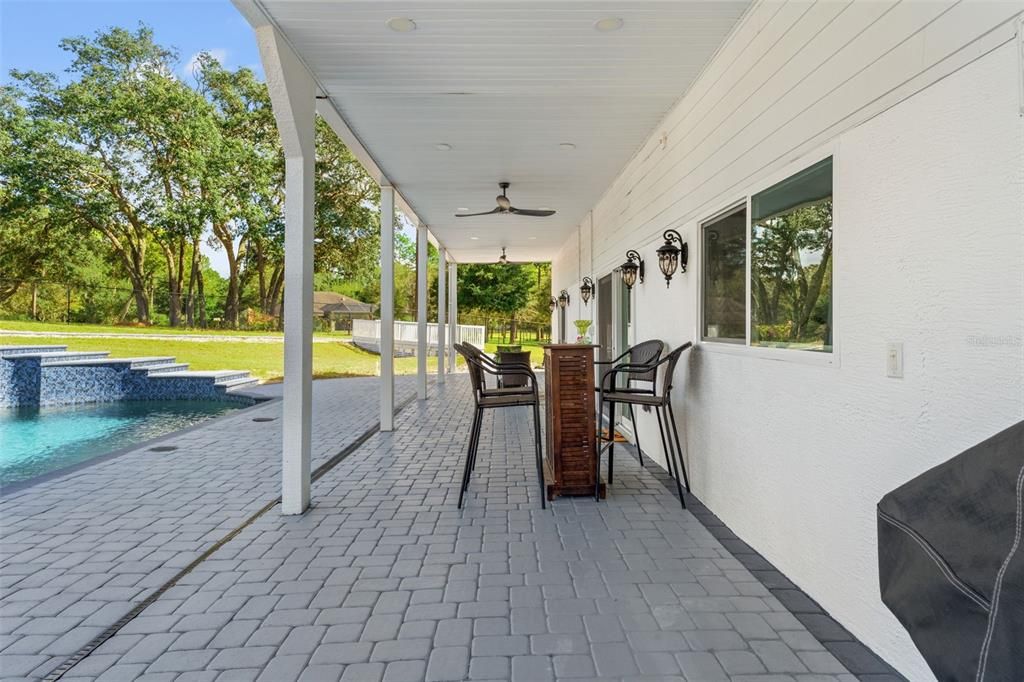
249, 1, 751, 262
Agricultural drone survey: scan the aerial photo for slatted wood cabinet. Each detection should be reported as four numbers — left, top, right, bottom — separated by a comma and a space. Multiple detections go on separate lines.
543, 344, 605, 499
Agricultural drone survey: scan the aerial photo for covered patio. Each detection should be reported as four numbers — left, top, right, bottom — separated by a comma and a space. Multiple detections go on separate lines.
0, 375, 892, 681
3, 1, 1019, 681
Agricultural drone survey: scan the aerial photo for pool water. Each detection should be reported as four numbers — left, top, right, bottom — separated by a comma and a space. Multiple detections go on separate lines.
0, 400, 243, 486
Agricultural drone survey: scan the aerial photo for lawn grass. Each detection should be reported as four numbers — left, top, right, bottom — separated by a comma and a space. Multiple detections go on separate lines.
0, 319, 346, 338
0, 334, 420, 382
0, 322, 551, 381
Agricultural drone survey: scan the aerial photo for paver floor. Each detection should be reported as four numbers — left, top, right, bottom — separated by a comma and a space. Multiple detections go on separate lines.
0, 377, 416, 680
2, 376, 857, 681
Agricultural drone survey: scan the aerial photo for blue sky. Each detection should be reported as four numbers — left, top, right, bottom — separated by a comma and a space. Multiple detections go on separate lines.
1, 0, 262, 84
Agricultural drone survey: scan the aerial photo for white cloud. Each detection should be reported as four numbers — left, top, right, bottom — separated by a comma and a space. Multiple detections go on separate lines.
183, 48, 228, 78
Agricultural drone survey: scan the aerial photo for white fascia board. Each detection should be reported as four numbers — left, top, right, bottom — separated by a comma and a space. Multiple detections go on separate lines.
232, 0, 430, 237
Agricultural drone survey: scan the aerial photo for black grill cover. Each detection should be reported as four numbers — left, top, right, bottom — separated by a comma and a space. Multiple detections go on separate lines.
878, 420, 1023, 682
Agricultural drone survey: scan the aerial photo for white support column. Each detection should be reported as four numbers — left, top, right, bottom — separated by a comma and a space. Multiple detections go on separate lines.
416, 221, 428, 400
256, 25, 315, 515
380, 186, 395, 431
448, 262, 457, 372
437, 248, 447, 383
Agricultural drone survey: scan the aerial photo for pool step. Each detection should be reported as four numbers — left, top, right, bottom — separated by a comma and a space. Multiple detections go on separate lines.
0, 345, 68, 357
144, 362, 190, 374
2, 346, 258, 407
216, 376, 260, 392
38, 351, 112, 364
148, 370, 251, 382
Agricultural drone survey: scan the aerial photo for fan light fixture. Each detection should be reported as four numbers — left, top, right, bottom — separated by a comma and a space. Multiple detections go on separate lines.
558, 290, 570, 309
655, 229, 688, 286
619, 250, 644, 290
386, 17, 417, 32
455, 182, 556, 218
594, 17, 624, 32
580, 277, 594, 304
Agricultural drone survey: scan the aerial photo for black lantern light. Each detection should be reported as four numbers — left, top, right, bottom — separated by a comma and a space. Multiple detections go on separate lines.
619, 250, 644, 290
655, 229, 687, 287
579, 277, 594, 304
549, 296, 557, 313
557, 289, 570, 309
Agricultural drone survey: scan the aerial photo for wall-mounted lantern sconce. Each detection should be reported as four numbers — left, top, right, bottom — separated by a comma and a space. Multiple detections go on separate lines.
557, 289, 570, 308
579, 277, 594, 304
655, 229, 687, 287
619, 250, 644, 290
549, 296, 557, 313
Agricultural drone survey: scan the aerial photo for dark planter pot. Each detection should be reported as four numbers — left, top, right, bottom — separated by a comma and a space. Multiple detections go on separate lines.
497, 351, 532, 387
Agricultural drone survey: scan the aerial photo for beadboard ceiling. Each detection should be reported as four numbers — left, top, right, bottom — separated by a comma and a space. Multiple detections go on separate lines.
245, 1, 751, 262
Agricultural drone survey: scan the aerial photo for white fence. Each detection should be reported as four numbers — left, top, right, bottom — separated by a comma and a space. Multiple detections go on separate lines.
351, 319, 486, 355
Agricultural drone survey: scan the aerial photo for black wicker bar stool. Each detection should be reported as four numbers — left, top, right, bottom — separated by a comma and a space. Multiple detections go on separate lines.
454, 343, 545, 510
595, 342, 694, 508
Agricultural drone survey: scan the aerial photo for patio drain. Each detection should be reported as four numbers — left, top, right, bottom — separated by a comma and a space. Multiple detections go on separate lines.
252, 416, 276, 422
148, 445, 178, 453
43, 391, 418, 681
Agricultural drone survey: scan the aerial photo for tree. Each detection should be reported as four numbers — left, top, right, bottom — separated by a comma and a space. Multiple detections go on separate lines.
2, 25, 389, 329
751, 198, 832, 344
4, 26, 219, 324
457, 263, 534, 343
0, 91, 83, 305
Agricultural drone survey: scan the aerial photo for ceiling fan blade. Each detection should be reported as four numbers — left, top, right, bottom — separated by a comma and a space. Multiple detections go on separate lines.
455, 207, 502, 217
510, 207, 556, 217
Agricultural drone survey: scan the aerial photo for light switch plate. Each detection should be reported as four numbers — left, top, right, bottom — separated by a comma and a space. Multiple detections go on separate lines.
887, 342, 903, 378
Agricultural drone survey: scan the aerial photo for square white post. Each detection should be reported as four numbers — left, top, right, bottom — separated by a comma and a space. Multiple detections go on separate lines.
416, 221, 428, 399
257, 25, 314, 515
448, 262, 458, 372
380, 186, 395, 431
437, 248, 447, 383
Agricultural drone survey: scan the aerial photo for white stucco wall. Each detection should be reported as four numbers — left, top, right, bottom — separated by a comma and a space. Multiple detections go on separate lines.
552, 4, 1024, 678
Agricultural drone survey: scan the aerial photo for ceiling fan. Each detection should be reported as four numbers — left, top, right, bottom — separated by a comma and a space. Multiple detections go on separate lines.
496, 247, 532, 265
455, 182, 556, 218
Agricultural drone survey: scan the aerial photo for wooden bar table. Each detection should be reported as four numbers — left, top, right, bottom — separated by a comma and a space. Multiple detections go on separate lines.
543, 344, 605, 500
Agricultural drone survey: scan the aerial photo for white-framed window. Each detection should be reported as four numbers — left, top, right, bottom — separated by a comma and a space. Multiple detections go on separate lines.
701, 156, 834, 354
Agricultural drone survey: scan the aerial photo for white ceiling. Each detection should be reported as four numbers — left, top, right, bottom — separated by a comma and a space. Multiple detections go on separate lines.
252, 1, 751, 263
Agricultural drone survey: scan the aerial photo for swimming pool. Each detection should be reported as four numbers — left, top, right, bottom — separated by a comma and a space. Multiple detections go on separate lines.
0, 400, 245, 487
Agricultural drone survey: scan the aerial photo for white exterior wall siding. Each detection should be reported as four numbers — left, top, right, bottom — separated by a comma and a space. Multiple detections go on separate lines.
552, 3, 1024, 679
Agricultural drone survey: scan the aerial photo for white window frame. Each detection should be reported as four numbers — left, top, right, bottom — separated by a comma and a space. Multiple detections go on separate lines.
697, 145, 840, 367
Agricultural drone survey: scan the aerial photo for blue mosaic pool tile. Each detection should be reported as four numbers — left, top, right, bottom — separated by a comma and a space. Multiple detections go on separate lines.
2, 353, 255, 408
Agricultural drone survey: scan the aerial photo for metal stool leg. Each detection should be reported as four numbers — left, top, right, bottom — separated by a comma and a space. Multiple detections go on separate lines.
667, 402, 690, 493
595, 394, 604, 500
458, 407, 481, 509
469, 407, 483, 473
533, 402, 546, 509
628, 403, 645, 467
655, 406, 676, 481
607, 401, 616, 485
658, 405, 685, 509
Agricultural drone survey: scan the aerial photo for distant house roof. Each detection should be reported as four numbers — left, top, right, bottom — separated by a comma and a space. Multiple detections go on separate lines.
312, 291, 374, 315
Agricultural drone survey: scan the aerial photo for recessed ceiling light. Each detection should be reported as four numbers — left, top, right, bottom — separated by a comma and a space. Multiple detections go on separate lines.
594, 17, 624, 32
559, 142, 576, 150
528, 237, 537, 240
435, 143, 452, 151
469, 236, 479, 240
386, 17, 417, 32
457, 207, 469, 212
